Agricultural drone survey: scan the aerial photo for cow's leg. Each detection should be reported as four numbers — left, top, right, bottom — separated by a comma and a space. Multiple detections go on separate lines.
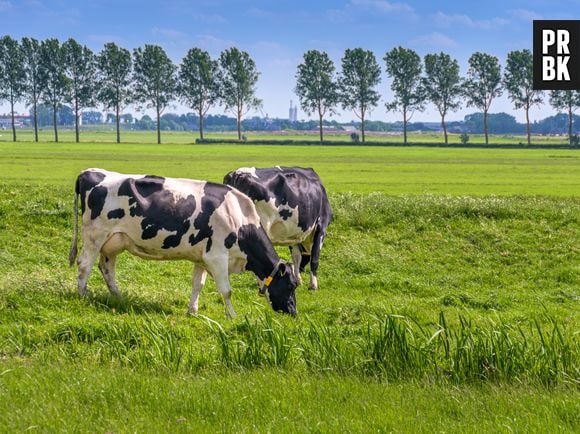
309, 227, 326, 290
76, 242, 100, 296
206, 261, 236, 318
188, 265, 207, 315
290, 245, 303, 285
98, 254, 121, 297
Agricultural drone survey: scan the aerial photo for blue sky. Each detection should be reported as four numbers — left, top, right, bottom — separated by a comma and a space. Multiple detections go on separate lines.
1, 0, 580, 122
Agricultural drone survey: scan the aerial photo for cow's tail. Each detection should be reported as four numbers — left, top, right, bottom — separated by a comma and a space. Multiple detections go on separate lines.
68, 177, 80, 267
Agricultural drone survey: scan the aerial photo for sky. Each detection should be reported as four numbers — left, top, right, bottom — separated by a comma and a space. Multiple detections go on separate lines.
1, 0, 580, 123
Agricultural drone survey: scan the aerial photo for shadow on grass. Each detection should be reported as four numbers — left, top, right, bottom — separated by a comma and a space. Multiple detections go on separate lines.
59, 290, 176, 315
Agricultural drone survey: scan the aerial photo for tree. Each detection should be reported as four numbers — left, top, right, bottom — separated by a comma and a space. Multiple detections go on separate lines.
21, 37, 42, 142
0, 36, 26, 142
63, 38, 97, 143
503, 50, 543, 145
338, 48, 381, 143
384, 47, 424, 144
39, 38, 69, 142
295, 50, 338, 143
549, 90, 580, 145
96, 42, 132, 144
178, 48, 220, 141
423, 52, 462, 144
133, 44, 176, 144
219, 47, 262, 141
464, 52, 502, 145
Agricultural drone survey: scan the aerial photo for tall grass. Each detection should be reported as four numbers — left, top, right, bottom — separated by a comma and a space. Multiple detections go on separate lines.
3, 311, 577, 385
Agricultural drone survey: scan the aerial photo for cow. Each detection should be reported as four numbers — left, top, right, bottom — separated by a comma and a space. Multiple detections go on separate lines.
223, 166, 332, 291
68, 168, 297, 317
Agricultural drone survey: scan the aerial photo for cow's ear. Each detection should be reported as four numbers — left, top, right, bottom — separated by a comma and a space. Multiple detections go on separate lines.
279, 263, 289, 277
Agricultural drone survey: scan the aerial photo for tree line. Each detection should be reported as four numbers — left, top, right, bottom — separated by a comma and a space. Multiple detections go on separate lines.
2, 35, 580, 145
0, 36, 259, 144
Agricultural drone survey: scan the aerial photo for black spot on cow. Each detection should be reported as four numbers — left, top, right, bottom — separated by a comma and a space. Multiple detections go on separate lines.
224, 232, 237, 249
107, 208, 125, 219
119, 175, 196, 249
76, 170, 106, 214
189, 183, 230, 253
279, 209, 292, 220
88, 186, 107, 220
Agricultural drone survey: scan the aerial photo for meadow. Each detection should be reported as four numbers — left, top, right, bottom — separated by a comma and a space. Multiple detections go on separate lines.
0, 138, 579, 432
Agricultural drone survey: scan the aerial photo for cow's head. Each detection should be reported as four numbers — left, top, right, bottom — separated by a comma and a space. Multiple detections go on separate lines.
223, 169, 268, 202
264, 262, 297, 316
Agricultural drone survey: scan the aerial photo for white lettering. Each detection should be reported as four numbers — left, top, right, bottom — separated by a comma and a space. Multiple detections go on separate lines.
543, 57, 556, 80
543, 30, 555, 54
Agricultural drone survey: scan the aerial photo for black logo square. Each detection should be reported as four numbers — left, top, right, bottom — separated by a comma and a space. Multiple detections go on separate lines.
533, 20, 580, 90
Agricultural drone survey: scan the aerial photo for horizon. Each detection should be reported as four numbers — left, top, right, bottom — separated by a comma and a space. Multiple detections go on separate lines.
1, 0, 579, 123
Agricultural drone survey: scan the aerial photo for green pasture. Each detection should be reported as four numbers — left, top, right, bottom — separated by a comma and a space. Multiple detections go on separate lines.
0, 127, 572, 145
0, 142, 579, 432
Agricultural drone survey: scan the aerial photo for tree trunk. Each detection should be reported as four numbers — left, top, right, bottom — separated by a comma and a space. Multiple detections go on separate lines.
361, 111, 365, 143
403, 107, 407, 144
74, 101, 80, 143
237, 109, 242, 141
33, 100, 38, 142
442, 114, 448, 145
116, 105, 120, 144
199, 103, 204, 141
156, 106, 161, 145
525, 106, 530, 146
53, 103, 58, 143
318, 111, 323, 143
10, 94, 16, 142
484, 110, 489, 145
569, 105, 573, 145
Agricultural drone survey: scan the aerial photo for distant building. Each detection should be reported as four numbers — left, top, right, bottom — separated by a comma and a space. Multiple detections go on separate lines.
0, 113, 32, 128
289, 100, 298, 123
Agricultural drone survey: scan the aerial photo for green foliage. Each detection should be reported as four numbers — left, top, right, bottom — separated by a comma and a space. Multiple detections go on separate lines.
460, 132, 469, 144
504, 50, 542, 111
62, 39, 97, 142
423, 52, 462, 143
338, 48, 381, 142
0, 35, 26, 141
219, 47, 262, 140
350, 132, 360, 142
132, 44, 176, 144
96, 42, 132, 143
178, 48, 220, 140
20, 37, 42, 141
464, 52, 503, 144
295, 50, 338, 141
39, 38, 69, 142
465, 52, 503, 111
384, 46, 424, 143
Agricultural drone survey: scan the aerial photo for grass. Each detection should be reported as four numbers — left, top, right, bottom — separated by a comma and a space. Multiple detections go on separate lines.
1, 141, 579, 195
0, 141, 579, 431
0, 128, 574, 145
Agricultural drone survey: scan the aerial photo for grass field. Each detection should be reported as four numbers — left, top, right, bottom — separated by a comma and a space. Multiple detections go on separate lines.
0, 127, 574, 145
0, 141, 579, 432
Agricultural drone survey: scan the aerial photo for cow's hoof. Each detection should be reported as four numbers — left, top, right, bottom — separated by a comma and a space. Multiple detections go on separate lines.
187, 309, 198, 316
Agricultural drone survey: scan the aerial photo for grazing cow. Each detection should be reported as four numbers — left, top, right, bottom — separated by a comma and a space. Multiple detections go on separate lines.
223, 166, 332, 290
68, 168, 297, 317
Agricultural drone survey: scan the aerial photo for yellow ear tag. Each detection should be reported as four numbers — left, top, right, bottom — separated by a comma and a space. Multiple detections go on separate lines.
264, 276, 273, 287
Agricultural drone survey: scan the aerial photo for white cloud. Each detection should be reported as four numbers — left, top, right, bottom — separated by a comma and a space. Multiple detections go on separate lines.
190, 13, 227, 24
350, 0, 414, 14
195, 34, 235, 54
152, 27, 189, 40
508, 9, 543, 21
0, 1, 12, 11
433, 12, 509, 29
410, 32, 458, 49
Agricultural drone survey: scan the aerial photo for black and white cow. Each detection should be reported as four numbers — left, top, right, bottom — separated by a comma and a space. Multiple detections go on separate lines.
223, 166, 332, 290
68, 168, 297, 317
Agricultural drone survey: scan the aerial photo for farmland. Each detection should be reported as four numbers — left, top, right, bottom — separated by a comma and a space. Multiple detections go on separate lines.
0, 139, 579, 432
